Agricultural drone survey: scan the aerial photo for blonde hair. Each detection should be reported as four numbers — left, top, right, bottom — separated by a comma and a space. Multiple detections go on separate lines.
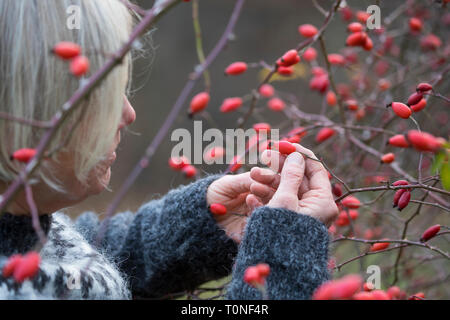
0, 0, 135, 193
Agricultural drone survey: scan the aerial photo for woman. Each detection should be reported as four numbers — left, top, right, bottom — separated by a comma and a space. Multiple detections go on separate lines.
0, 0, 338, 299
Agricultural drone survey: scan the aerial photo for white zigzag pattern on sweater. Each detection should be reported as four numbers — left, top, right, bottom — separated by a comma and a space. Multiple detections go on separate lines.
0, 213, 131, 299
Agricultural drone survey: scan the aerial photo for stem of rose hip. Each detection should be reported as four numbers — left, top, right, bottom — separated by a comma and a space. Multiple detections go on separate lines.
192, 0, 211, 92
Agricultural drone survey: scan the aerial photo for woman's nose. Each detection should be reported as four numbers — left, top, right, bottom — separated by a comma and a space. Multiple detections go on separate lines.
119, 96, 136, 130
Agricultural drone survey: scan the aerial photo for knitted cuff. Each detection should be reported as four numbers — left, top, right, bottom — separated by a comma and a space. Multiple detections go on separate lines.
226, 206, 330, 300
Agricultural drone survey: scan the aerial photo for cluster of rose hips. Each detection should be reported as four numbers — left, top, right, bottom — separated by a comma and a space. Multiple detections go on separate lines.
312, 274, 427, 300
2, 251, 41, 283
243, 263, 271, 288
52, 42, 90, 77
168, 156, 197, 178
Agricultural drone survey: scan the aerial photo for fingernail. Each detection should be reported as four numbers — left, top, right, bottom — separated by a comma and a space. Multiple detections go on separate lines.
286, 151, 302, 163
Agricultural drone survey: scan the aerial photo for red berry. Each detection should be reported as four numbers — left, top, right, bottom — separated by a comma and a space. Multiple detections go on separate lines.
313, 274, 363, 300
267, 97, 285, 111
52, 42, 81, 60
255, 263, 270, 277
204, 147, 225, 162
397, 190, 411, 211
303, 47, 317, 61
279, 49, 300, 67
406, 130, 440, 152
409, 18, 423, 32
243, 263, 270, 287
420, 224, 440, 242
387, 286, 402, 299
315, 128, 335, 143
271, 141, 296, 155
420, 34, 442, 50
340, 7, 353, 22
287, 127, 308, 139
347, 22, 364, 33
349, 209, 359, 220
326, 91, 337, 106
410, 99, 427, 112
416, 83, 432, 92
332, 183, 343, 197
189, 92, 210, 114
243, 266, 263, 287
363, 37, 373, 51
298, 24, 318, 38
168, 156, 189, 170
70, 56, 90, 77
407, 92, 423, 106
335, 211, 350, 227
353, 292, 376, 300
2, 254, 23, 278
225, 62, 247, 76
393, 180, 409, 187
310, 75, 329, 93
11, 148, 37, 164
220, 97, 243, 113
371, 290, 390, 300
209, 203, 227, 216
182, 165, 197, 178
346, 32, 367, 46
378, 79, 391, 91
253, 122, 271, 134
342, 196, 361, 209
13, 252, 40, 283
345, 99, 358, 111
390, 102, 411, 119
259, 84, 274, 98
363, 282, 374, 292
356, 11, 370, 23
393, 189, 406, 208
409, 292, 425, 300
277, 65, 294, 76
370, 242, 389, 252
388, 135, 409, 148
328, 54, 345, 65
229, 155, 243, 172
311, 66, 327, 77
381, 153, 395, 164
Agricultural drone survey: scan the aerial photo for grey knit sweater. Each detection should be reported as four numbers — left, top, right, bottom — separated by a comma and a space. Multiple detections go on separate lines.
0, 175, 330, 299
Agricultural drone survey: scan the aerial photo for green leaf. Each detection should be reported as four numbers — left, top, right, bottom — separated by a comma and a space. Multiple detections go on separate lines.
441, 161, 450, 191
431, 152, 445, 174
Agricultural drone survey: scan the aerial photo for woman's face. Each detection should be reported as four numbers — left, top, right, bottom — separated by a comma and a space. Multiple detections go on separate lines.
0, 96, 136, 216
87, 96, 136, 194
37, 97, 136, 215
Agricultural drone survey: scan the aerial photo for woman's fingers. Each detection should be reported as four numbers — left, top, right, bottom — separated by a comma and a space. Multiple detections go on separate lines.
260, 149, 286, 173
220, 171, 253, 195
293, 144, 331, 193
250, 181, 275, 203
250, 167, 280, 188
245, 193, 264, 212
251, 166, 310, 199
268, 152, 305, 211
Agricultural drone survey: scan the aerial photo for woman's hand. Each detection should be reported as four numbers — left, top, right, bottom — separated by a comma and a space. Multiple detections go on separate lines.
207, 172, 263, 243
246, 144, 339, 227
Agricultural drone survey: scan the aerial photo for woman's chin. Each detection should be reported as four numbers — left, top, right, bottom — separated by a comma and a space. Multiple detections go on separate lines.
91, 167, 112, 195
